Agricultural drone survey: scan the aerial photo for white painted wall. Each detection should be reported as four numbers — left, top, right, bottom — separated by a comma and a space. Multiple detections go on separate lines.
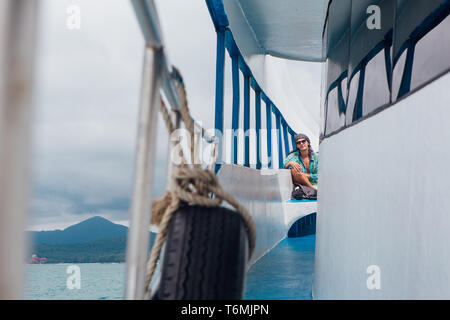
314, 72, 450, 299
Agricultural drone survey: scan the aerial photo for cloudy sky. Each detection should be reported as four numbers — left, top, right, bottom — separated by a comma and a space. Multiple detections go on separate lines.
29, 0, 322, 231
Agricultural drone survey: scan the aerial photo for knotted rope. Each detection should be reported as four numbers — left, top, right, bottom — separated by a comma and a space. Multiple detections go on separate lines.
144, 68, 256, 295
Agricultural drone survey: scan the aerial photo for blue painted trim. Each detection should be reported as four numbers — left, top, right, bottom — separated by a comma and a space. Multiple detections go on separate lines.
282, 120, 290, 156
397, 41, 415, 100
239, 56, 252, 77
384, 30, 393, 92
286, 199, 317, 203
250, 77, 261, 92
231, 53, 240, 165
352, 64, 365, 123
275, 111, 284, 169
214, 29, 226, 173
243, 75, 250, 167
225, 29, 240, 57
205, 0, 229, 31
290, 132, 296, 151
261, 92, 271, 105
255, 90, 262, 170
265, 100, 273, 169
272, 104, 280, 117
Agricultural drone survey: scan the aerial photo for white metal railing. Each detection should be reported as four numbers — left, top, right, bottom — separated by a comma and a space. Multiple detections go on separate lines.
0, 0, 216, 300
125, 0, 218, 299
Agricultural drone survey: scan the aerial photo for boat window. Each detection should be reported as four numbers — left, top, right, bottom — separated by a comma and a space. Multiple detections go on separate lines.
325, 85, 346, 134
345, 70, 360, 126
323, 0, 351, 135
392, 0, 450, 101
391, 49, 407, 100
322, 0, 449, 138
348, 0, 395, 118
340, 76, 348, 103
411, 15, 450, 91
362, 49, 392, 115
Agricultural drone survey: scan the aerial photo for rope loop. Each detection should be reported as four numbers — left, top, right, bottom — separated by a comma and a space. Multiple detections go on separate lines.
144, 67, 255, 296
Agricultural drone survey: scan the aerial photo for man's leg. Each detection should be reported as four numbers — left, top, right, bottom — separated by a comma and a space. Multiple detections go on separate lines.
292, 171, 316, 189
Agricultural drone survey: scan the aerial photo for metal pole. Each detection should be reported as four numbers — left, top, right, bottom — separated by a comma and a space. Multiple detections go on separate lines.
166, 110, 181, 189
0, 0, 39, 299
214, 28, 225, 173
231, 54, 240, 165
282, 120, 290, 156
290, 129, 296, 151
209, 141, 219, 171
265, 100, 273, 169
255, 90, 261, 169
243, 75, 250, 167
193, 122, 203, 167
275, 111, 284, 169
125, 47, 162, 300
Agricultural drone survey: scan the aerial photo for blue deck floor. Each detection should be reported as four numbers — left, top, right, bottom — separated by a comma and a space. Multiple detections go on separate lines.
244, 235, 316, 300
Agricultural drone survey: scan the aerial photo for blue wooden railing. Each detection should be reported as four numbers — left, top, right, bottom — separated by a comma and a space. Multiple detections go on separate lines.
206, 0, 298, 173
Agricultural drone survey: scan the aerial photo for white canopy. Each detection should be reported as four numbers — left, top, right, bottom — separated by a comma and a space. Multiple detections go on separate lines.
223, 0, 329, 62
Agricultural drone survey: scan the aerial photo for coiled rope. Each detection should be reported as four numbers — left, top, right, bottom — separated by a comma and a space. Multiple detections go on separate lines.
144, 68, 256, 296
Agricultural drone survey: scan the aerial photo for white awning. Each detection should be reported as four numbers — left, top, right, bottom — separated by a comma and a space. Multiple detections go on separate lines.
223, 0, 329, 62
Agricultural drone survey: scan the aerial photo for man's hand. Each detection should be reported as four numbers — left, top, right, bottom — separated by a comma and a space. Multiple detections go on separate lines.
289, 162, 303, 174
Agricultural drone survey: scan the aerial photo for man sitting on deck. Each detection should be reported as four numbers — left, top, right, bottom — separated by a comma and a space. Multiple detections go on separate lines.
283, 133, 318, 191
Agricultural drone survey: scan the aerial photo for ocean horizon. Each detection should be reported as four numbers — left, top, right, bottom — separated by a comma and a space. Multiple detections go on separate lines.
24, 236, 315, 300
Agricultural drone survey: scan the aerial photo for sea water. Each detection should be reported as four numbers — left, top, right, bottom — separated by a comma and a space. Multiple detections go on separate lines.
25, 263, 126, 300
24, 235, 315, 300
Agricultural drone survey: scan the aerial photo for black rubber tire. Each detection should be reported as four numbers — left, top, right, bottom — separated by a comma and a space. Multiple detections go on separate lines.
153, 204, 249, 300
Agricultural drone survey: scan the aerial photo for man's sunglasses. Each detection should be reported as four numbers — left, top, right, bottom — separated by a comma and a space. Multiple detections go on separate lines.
296, 139, 307, 145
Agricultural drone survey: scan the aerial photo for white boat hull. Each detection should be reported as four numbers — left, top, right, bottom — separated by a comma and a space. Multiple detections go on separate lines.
314, 72, 450, 299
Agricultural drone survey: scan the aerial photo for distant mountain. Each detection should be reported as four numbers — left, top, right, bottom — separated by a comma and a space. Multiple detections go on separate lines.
32, 237, 128, 264
28, 216, 155, 263
30, 216, 128, 245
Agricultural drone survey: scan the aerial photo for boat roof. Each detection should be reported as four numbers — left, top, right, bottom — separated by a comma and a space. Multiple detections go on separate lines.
207, 0, 330, 62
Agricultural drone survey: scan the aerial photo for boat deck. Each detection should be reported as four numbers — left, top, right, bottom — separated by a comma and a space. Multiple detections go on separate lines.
244, 235, 315, 300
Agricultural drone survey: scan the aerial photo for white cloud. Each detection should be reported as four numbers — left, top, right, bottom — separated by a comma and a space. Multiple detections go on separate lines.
30, 0, 153, 229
